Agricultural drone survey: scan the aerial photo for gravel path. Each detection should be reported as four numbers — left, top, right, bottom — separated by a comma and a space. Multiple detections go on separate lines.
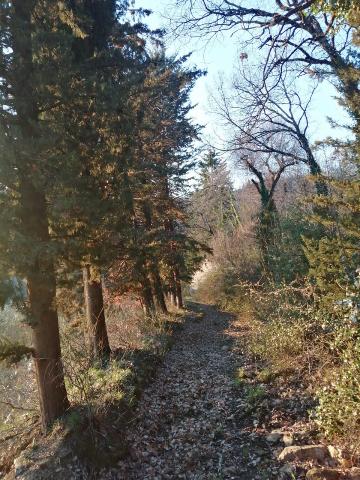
110, 304, 278, 480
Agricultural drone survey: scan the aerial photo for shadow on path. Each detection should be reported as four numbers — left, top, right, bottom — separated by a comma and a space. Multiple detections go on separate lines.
110, 302, 279, 480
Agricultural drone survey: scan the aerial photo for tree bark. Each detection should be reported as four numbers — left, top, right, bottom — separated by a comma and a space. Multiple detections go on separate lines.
304, 15, 359, 128
173, 267, 184, 309
304, 145, 329, 196
140, 200, 167, 313
167, 286, 177, 308
151, 268, 168, 314
28, 270, 70, 430
140, 275, 156, 316
20, 181, 70, 430
12, 0, 69, 430
252, 177, 280, 276
83, 265, 111, 363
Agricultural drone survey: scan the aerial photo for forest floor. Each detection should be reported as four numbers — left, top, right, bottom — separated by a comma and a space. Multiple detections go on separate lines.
6, 303, 350, 480
108, 303, 309, 480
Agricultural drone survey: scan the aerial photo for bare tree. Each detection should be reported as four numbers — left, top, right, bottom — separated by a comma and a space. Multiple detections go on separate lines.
171, 0, 358, 114
216, 63, 328, 194
239, 149, 297, 212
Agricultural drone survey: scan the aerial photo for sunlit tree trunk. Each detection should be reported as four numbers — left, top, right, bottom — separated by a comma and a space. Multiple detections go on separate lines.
173, 267, 184, 309
140, 275, 156, 316
83, 265, 111, 363
151, 268, 168, 314
23, 183, 70, 430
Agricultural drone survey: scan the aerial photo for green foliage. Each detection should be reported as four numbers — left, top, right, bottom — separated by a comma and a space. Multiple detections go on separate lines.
256, 368, 278, 384
186, 0, 360, 460
74, 362, 132, 405
64, 410, 83, 430
266, 205, 318, 284
189, 159, 240, 243
304, 178, 360, 307
236, 367, 247, 380
61, 324, 133, 409
198, 149, 222, 177
312, 0, 360, 19
242, 283, 321, 376
243, 384, 266, 403
315, 333, 360, 451
61, 305, 175, 410
234, 367, 246, 386
249, 319, 307, 366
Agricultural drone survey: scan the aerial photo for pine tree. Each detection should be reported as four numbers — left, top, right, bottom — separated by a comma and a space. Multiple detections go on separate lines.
304, 6, 359, 307
0, 0, 76, 429
304, 177, 360, 308
189, 153, 239, 242
199, 149, 222, 179
135, 53, 204, 309
108, 51, 204, 310
47, 0, 152, 359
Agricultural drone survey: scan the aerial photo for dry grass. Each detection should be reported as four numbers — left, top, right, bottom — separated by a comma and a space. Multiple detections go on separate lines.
0, 306, 37, 427
0, 296, 183, 475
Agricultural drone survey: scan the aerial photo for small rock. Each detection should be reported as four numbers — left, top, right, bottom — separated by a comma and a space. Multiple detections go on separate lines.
328, 445, 352, 468
14, 455, 30, 478
350, 468, 360, 480
328, 446, 341, 461
279, 463, 295, 478
278, 445, 330, 463
266, 432, 282, 443
282, 434, 294, 447
306, 467, 343, 480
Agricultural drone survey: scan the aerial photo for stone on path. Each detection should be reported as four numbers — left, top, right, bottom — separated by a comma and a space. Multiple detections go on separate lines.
278, 445, 330, 463
305, 467, 360, 480
306, 467, 343, 480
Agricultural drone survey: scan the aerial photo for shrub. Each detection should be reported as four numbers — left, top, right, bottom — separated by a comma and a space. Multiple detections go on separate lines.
0, 306, 37, 428
248, 318, 308, 370
60, 324, 133, 412
63, 332, 133, 409
61, 303, 172, 415
243, 384, 266, 403
234, 282, 329, 376
315, 332, 360, 454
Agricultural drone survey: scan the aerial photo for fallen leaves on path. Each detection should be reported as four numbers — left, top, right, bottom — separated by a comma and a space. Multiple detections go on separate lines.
109, 304, 280, 480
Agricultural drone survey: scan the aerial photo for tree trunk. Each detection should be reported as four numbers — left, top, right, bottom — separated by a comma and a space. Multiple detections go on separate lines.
307, 153, 329, 196
29, 270, 70, 431
258, 195, 280, 277
12, 1, 70, 430
151, 268, 168, 314
306, 15, 359, 131
140, 276, 156, 316
140, 200, 167, 314
21, 182, 70, 430
83, 265, 111, 363
168, 287, 177, 308
173, 267, 184, 309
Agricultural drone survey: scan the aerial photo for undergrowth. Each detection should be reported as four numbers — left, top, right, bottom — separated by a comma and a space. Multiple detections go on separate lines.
0, 300, 185, 474
194, 272, 360, 458
55, 304, 182, 467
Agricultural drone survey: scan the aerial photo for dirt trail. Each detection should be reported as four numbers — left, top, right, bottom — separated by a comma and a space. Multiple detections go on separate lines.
111, 304, 278, 480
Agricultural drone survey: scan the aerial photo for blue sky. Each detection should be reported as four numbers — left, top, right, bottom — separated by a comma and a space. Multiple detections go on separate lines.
135, 0, 351, 184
